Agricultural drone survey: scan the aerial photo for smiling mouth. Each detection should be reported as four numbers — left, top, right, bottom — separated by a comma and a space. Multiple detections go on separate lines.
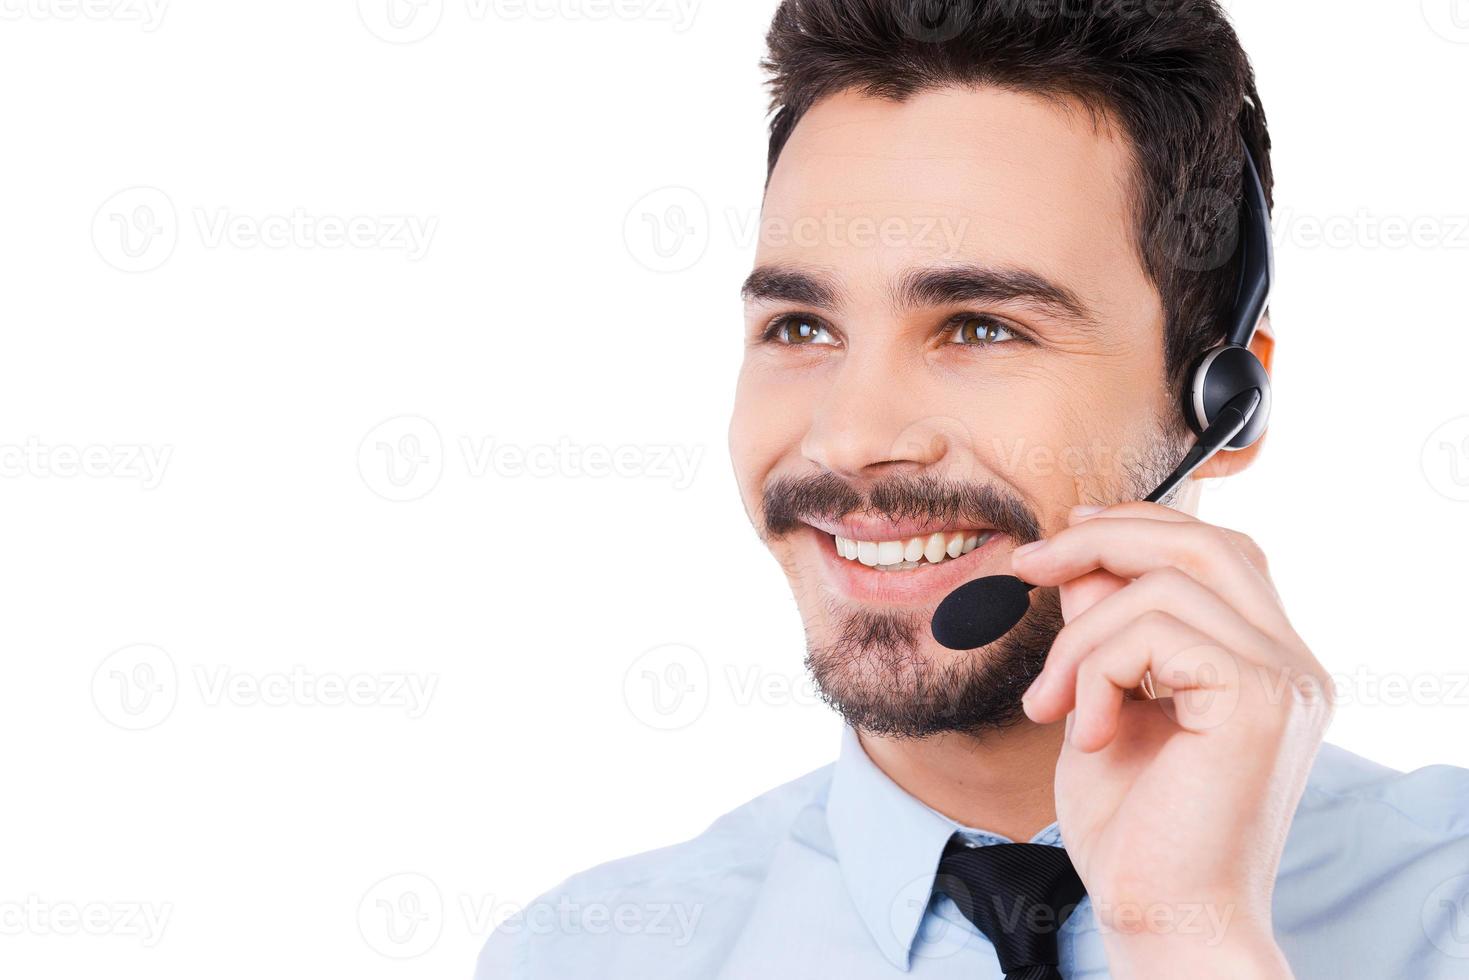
831, 529, 996, 571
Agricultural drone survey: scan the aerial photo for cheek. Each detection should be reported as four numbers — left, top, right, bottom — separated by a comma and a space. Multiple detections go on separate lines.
729, 362, 814, 507
980, 371, 1143, 512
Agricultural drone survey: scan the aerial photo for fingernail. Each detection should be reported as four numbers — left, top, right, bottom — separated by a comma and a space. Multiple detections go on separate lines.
1012, 540, 1045, 560
1071, 505, 1104, 519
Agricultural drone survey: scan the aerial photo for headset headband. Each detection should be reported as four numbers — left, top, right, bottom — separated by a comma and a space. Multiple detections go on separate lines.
1229, 146, 1274, 350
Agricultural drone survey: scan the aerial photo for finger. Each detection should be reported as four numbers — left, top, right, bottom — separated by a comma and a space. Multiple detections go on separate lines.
1068, 501, 1194, 525
1012, 516, 1287, 635
1026, 606, 1189, 727
1040, 615, 1242, 750
1067, 614, 1212, 750
1058, 568, 1127, 623
1027, 567, 1280, 712
1071, 502, 1276, 584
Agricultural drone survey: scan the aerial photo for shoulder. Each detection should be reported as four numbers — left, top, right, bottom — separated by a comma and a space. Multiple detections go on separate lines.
1296, 741, 1469, 837
1276, 742, 1469, 975
472, 762, 833, 980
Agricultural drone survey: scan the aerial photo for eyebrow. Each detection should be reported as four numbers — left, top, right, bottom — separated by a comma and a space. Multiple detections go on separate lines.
741, 262, 1093, 325
740, 266, 844, 309
893, 264, 1094, 323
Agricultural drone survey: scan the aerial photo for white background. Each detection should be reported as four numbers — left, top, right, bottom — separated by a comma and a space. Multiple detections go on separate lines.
2, 1, 1467, 977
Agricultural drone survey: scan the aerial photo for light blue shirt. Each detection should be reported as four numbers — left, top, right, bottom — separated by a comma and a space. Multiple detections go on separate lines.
475, 726, 1469, 978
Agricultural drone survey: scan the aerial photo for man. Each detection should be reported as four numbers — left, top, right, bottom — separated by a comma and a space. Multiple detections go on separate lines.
477, 2, 1469, 977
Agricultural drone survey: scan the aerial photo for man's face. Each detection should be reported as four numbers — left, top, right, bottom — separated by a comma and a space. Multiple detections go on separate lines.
729, 85, 1184, 737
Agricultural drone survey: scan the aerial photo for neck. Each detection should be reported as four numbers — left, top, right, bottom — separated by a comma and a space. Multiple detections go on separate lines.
856, 719, 1065, 843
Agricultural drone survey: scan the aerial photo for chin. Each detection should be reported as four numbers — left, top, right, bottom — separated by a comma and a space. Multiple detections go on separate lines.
795, 589, 1063, 739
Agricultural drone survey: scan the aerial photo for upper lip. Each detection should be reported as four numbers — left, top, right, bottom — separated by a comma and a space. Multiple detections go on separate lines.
802, 515, 996, 541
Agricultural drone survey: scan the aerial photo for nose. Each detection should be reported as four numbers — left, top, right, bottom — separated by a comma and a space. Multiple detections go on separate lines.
800, 354, 958, 483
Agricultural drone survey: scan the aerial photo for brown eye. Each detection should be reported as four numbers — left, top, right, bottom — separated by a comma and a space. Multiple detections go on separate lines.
770, 315, 836, 346
951, 315, 1018, 346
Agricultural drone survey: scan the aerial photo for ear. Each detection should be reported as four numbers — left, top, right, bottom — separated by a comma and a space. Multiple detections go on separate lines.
1193, 318, 1275, 480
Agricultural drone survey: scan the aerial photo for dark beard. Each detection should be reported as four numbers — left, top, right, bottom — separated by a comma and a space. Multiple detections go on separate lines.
803, 587, 1063, 738
766, 426, 1183, 739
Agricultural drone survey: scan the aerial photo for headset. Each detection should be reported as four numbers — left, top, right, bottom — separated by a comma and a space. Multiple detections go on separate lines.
1144, 144, 1274, 503
1187, 145, 1274, 447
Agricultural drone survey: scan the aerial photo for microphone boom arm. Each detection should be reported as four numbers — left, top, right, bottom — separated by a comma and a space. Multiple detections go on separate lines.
1144, 388, 1263, 504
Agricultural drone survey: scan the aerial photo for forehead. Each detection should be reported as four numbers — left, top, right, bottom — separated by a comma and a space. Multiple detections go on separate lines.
759, 85, 1150, 313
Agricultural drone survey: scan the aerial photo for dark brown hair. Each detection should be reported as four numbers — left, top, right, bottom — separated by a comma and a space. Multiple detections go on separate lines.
761, 0, 1273, 393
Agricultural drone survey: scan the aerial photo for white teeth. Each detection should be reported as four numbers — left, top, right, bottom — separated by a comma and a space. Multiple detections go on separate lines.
923, 532, 947, 564
832, 529, 996, 571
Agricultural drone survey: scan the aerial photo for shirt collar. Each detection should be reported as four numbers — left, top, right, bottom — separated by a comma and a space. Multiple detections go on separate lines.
825, 723, 1063, 972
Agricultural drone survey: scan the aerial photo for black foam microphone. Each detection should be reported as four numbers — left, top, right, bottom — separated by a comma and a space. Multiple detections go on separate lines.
929, 388, 1262, 651
931, 573, 1034, 651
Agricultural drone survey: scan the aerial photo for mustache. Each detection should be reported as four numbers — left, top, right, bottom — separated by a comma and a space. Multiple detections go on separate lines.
760, 472, 1043, 545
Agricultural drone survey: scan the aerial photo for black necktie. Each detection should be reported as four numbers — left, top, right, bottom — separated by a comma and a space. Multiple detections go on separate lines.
933, 837, 1087, 980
